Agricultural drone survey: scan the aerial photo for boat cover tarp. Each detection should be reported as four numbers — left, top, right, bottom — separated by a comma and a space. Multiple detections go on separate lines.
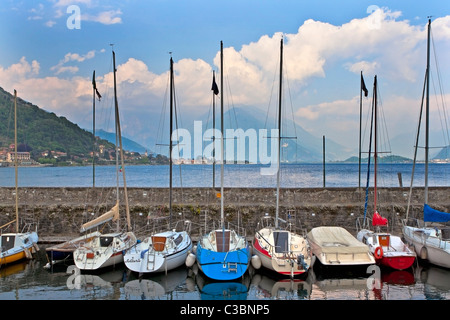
80, 202, 120, 232
424, 204, 450, 223
372, 211, 388, 226
307, 227, 369, 254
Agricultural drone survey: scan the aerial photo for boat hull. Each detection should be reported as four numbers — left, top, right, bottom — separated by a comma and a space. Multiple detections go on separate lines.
252, 230, 310, 277
357, 229, 416, 271
0, 232, 39, 266
73, 232, 137, 271
46, 231, 101, 264
196, 243, 250, 281
308, 227, 375, 267
124, 231, 192, 274
379, 255, 416, 270
403, 225, 450, 269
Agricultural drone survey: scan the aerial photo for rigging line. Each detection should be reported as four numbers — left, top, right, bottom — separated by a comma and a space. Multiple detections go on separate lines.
376, 84, 392, 156
283, 55, 299, 162
155, 72, 170, 154
264, 53, 279, 130
363, 81, 375, 226
361, 94, 372, 159
99, 56, 115, 135
172, 74, 184, 195
406, 69, 427, 219
430, 70, 450, 148
223, 72, 239, 131
431, 28, 450, 146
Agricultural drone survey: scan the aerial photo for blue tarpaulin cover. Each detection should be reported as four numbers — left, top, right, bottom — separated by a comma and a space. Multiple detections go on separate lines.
424, 204, 450, 223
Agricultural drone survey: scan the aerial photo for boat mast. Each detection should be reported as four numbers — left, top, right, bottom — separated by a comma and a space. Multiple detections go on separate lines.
373, 75, 378, 214
220, 41, 224, 230
92, 70, 96, 188
212, 71, 216, 189
425, 18, 431, 204
169, 57, 174, 229
275, 37, 283, 229
112, 49, 132, 232
14, 90, 18, 233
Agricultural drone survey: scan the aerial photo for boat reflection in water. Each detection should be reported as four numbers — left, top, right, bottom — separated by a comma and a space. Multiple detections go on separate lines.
415, 264, 450, 300
66, 264, 126, 291
0, 260, 33, 278
188, 264, 252, 300
2, 248, 447, 300
124, 267, 190, 299
250, 271, 313, 299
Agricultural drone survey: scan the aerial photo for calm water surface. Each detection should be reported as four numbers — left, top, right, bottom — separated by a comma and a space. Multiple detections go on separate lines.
0, 247, 448, 301
0, 163, 449, 188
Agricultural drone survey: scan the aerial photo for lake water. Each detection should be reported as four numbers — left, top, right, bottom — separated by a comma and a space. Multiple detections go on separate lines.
0, 163, 449, 188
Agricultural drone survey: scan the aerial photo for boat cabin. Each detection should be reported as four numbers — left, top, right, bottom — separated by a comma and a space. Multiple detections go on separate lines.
1, 234, 17, 251
215, 230, 230, 252
377, 234, 390, 247
273, 231, 289, 254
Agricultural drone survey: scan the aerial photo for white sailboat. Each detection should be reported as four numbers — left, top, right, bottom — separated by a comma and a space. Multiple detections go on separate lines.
193, 41, 251, 281
0, 90, 39, 266
124, 57, 192, 275
251, 38, 311, 278
402, 19, 450, 269
73, 49, 137, 271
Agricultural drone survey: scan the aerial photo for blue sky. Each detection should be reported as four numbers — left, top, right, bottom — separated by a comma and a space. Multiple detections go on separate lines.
1, 1, 449, 160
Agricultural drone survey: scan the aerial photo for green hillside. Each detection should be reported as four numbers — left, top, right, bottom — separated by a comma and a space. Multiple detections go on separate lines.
0, 86, 114, 162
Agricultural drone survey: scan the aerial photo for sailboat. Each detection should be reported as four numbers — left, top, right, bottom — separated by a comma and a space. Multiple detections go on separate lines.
73, 49, 137, 271
251, 38, 311, 278
124, 57, 193, 275
45, 71, 103, 267
402, 19, 450, 269
0, 90, 39, 266
192, 41, 251, 281
356, 75, 416, 271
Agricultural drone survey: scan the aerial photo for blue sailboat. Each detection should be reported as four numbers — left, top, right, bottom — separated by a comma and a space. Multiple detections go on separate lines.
193, 41, 250, 281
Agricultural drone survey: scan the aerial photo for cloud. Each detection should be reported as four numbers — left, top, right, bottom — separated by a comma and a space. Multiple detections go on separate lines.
45, 20, 57, 27
51, 50, 97, 74
82, 10, 122, 25
3, 8, 450, 153
51, 1, 122, 25
0, 57, 40, 86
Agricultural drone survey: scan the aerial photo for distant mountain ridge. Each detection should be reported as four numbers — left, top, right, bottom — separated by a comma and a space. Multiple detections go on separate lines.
93, 129, 151, 154
0, 87, 114, 159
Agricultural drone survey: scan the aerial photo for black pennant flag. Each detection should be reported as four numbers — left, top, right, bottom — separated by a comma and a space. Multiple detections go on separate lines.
211, 72, 219, 95
92, 70, 102, 101
361, 73, 368, 97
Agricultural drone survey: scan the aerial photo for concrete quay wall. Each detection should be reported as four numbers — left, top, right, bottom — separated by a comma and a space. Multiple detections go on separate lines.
0, 187, 448, 240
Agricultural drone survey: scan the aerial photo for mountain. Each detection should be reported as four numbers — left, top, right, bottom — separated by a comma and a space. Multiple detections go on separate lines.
141, 105, 354, 163
0, 87, 114, 159
434, 145, 450, 161
341, 155, 413, 163
93, 129, 151, 154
